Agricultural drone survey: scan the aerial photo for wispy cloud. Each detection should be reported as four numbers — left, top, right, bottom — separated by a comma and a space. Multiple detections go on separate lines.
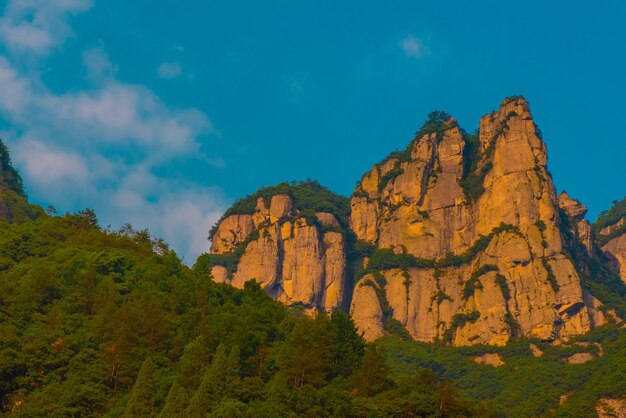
83, 46, 118, 82
0, 56, 211, 157
157, 61, 182, 79
400, 35, 430, 59
0, 2, 227, 262
0, 0, 93, 55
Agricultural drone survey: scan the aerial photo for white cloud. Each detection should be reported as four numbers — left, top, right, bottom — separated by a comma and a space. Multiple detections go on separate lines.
110, 181, 226, 263
10, 137, 116, 207
157, 62, 182, 79
0, 56, 212, 157
13, 138, 91, 188
83, 46, 118, 82
401, 35, 430, 59
0, 0, 93, 55
0, 3, 227, 263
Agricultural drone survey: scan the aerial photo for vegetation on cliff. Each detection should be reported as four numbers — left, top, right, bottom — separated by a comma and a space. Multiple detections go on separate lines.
208, 180, 350, 240
0, 139, 25, 198
0, 139, 44, 223
593, 196, 626, 246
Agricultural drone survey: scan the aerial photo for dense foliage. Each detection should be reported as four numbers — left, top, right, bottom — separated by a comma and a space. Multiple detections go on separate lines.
460, 131, 494, 201
382, 325, 626, 418
593, 196, 626, 246
0, 210, 491, 417
0, 140, 25, 198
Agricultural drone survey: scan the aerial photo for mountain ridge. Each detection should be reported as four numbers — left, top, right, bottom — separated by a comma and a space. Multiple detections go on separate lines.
207, 96, 626, 346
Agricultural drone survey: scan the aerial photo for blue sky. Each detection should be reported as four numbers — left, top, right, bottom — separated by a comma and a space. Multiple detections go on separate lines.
0, 1, 625, 262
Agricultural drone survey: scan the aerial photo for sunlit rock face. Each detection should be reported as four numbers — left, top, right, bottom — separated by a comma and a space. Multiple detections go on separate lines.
210, 194, 348, 313
349, 97, 604, 345
209, 97, 617, 346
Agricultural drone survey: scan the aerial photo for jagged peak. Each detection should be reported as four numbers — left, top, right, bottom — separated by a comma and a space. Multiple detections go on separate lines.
492, 95, 533, 123
365, 110, 461, 175
501, 95, 528, 107
372, 97, 534, 176
558, 192, 588, 220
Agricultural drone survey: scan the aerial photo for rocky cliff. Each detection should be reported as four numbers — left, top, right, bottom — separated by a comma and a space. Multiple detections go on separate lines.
207, 182, 351, 313
206, 97, 625, 345
348, 97, 609, 344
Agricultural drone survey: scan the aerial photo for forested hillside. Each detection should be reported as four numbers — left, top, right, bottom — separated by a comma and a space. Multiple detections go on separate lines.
0, 193, 488, 416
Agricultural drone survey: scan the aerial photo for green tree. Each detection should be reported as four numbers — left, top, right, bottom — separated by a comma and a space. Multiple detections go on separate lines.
350, 344, 391, 397
123, 357, 159, 418
158, 382, 188, 418
330, 310, 365, 377
187, 344, 238, 416
226, 344, 241, 393
279, 314, 336, 388
176, 337, 210, 389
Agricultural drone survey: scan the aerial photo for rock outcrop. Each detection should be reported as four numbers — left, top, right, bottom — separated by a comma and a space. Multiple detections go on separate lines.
208, 188, 349, 313
596, 398, 626, 418
472, 353, 505, 367
348, 97, 606, 345
206, 97, 624, 346
558, 192, 594, 255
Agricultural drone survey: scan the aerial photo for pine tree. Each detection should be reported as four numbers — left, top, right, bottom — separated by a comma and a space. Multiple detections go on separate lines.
187, 344, 229, 416
330, 310, 365, 377
123, 357, 159, 417
176, 336, 210, 389
280, 314, 336, 388
158, 382, 188, 418
350, 344, 391, 397
225, 344, 241, 398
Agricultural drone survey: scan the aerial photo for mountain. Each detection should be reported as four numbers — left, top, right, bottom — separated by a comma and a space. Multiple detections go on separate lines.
208, 97, 625, 347
0, 107, 624, 416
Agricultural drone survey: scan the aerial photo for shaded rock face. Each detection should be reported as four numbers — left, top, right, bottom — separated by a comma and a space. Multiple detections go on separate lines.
598, 219, 626, 284
209, 195, 348, 312
593, 199, 626, 284
558, 192, 594, 255
602, 235, 626, 284
349, 97, 602, 345
600, 218, 625, 236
